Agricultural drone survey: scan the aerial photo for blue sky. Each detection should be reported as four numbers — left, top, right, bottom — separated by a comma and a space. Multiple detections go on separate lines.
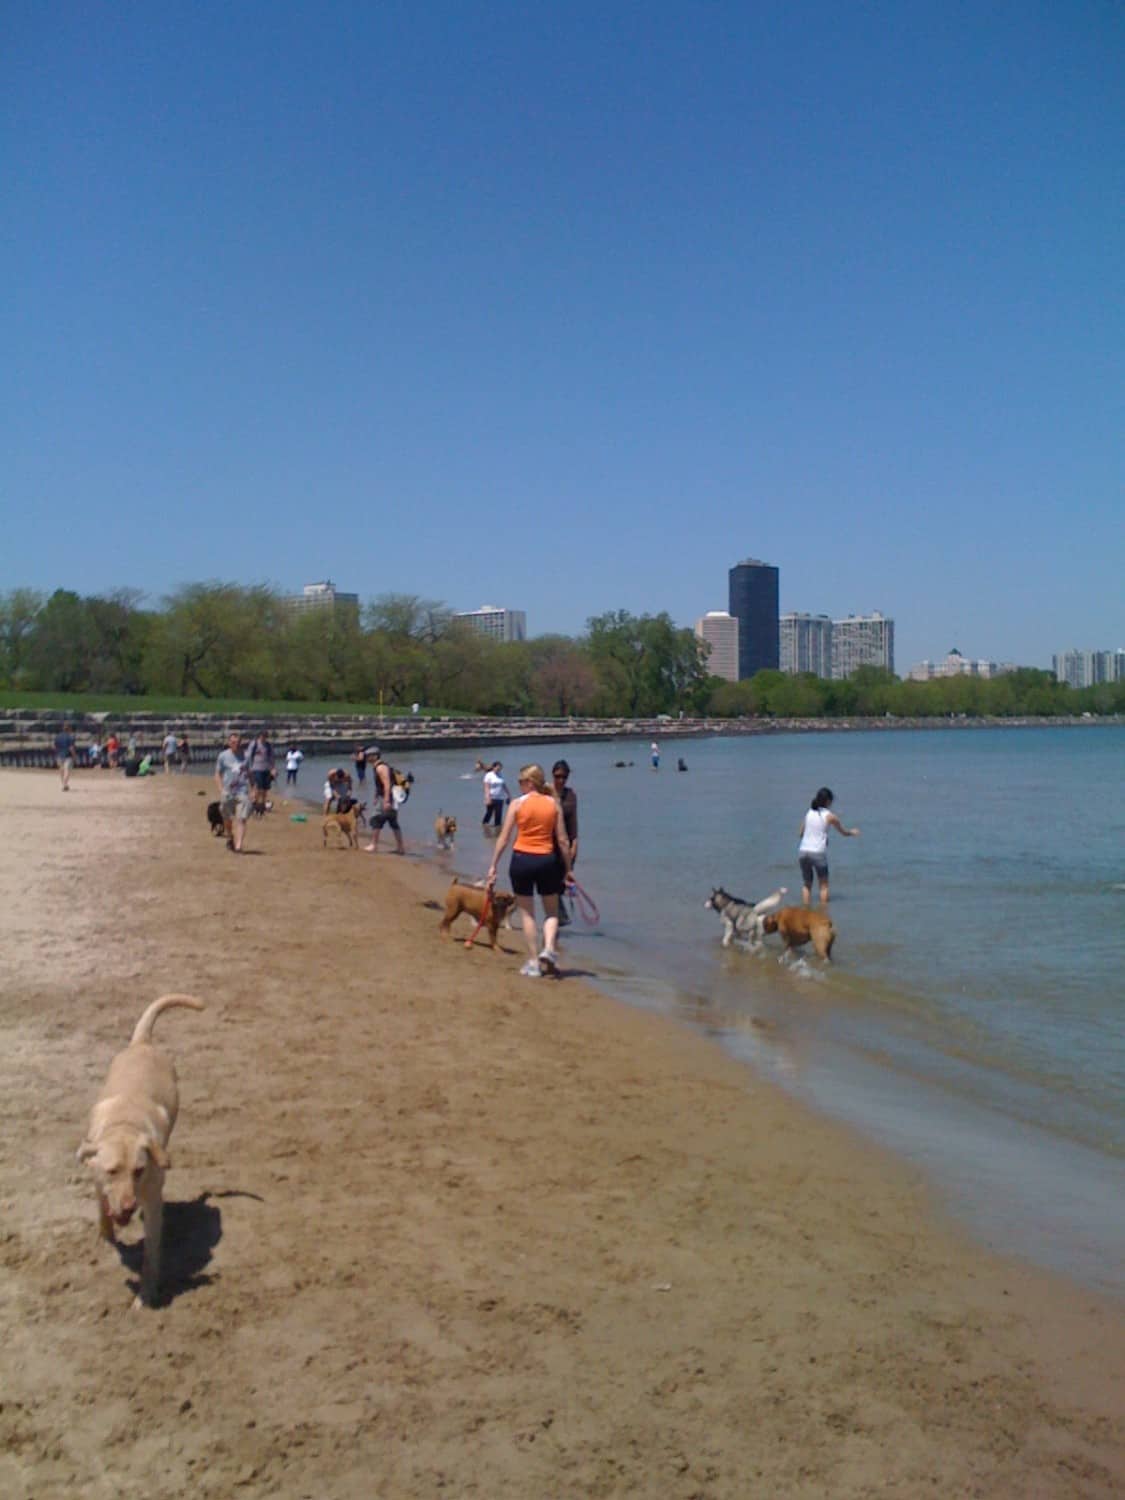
2, 1, 1121, 670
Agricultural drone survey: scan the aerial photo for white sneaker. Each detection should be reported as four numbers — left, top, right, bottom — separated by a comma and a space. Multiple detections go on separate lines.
538, 949, 559, 976
519, 960, 541, 978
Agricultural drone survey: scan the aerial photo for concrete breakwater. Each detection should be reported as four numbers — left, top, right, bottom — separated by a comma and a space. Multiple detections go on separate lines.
0, 708, 1114, 768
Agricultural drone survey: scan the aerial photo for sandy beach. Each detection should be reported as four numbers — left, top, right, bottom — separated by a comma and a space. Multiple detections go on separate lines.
1, 767, 1122, 1499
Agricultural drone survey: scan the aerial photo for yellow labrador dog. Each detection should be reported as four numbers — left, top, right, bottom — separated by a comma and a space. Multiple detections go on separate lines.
77, 994, 204, 1307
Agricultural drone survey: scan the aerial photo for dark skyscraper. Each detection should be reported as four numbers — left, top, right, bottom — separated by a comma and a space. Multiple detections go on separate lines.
728, 559, 779, 679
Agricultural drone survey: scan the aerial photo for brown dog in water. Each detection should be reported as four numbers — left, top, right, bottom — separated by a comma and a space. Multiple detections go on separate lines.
761, 906, 836, 962
433, 813, 458, 850
439, 880, 516, 950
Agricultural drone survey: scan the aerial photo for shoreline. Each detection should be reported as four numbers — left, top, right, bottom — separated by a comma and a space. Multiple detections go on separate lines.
1, 768, 1122, 1496
0, 712, 1119, 767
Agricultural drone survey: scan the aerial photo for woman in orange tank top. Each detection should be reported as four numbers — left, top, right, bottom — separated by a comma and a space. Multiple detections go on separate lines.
486, 763, 571, 978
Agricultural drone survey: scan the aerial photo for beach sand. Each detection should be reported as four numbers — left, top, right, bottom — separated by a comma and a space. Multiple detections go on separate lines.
0, 767, 1121, 1498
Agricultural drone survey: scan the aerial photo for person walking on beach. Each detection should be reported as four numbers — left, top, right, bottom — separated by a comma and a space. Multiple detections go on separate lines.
798, 787, 859, 907
54, 723, 76, 791
364, 748, 405, 856
486, 763, 571, 978
178, 733, 191, 771
650, 741, 660, 770
285, 745, 304, 786
161, 729, 178, 774
215, 731, 251, 853
552, 759, 579, 927
247, 731, 275, 813
353, 745, 368, 787
482, 761, 507, 830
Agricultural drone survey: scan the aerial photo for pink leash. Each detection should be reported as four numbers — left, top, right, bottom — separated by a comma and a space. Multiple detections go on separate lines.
567, 877, 600, 925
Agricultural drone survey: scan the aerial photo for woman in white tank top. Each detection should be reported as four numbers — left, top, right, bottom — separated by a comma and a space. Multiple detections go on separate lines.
798, 787, 860, 907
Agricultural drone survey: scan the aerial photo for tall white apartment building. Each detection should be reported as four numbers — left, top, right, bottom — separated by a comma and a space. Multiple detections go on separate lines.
454, 605, 527, 643
780, 613, 833, 678
832, 612, 895, 679
694, 611, 740, 682
284, 580, 360, 615
1052, 649, 1125, 688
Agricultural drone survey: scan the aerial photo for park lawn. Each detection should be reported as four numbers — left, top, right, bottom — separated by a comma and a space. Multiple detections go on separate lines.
0, 692, 468, 719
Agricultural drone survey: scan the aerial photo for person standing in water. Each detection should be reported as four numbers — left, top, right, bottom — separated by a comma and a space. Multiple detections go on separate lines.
798, 787, 859, 907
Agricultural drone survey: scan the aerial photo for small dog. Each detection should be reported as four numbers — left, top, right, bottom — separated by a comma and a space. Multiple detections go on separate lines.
704, 886, 788, 950
77, 994, 204, 1307
323, 802, 365, 848
761, 906, 837, 963
439, 880, 517, 950
433, 813, 458, 850
206, 801, 226, 837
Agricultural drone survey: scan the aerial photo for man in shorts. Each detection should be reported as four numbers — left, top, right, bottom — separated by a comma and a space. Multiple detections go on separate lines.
214, 732, 251, 852
161, 729, 179, 774
54, 722, 76, 791
246, 731, 275, 812
363, 747, 405, 856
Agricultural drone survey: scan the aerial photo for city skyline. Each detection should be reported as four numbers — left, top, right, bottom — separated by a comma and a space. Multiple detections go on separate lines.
2, 5, 1121, 672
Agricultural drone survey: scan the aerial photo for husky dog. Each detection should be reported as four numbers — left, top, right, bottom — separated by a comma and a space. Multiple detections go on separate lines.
704, 886, 788, 951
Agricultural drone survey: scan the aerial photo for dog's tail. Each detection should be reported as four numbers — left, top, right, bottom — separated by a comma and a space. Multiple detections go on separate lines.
131, 994, 205, 1045
753, 887, 788, 916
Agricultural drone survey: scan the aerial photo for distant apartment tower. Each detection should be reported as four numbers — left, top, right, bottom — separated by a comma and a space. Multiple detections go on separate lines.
832, 612, 895, 679
1052, 649, 1125, 689
454, 605, 527, 643
285, 580, 360, 616
728, 559, 779, 679
780, 613, 833, 678
908, 649, 1015, 681
695, 611, 740, 682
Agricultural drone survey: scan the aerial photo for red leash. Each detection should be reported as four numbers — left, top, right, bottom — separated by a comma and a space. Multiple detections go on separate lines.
465, 887, 493, 949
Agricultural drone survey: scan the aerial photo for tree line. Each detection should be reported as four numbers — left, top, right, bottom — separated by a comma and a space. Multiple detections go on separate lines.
1, 585, 1120, 719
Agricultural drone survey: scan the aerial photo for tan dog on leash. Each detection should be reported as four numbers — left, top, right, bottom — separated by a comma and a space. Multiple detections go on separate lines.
77, 994, 204, 1307
439, 880, 516, 950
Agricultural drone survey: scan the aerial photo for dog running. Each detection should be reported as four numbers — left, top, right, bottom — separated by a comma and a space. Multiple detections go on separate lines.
206, 801, 226, 837
77, 994, 205, 1308
433, 813, 458, 850
761, 906, 837, 963
323, 802, 366, 849
704, 885, 788, 951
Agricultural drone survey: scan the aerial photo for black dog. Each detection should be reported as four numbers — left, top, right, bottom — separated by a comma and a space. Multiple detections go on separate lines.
206, 801, 226, 836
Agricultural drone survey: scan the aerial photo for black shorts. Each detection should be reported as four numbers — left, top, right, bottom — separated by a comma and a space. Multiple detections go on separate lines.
372, 808, 400, 831
510, 850, 565, 898
251, 769, 272, 790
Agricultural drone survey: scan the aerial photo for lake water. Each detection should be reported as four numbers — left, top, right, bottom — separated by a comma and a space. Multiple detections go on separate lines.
286, 726, 1125, 1296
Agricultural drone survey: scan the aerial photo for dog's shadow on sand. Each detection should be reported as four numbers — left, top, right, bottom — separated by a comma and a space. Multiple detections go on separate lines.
116, 1189, 263, 1307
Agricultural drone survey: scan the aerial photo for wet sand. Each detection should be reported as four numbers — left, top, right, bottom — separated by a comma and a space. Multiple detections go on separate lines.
0, 767, 1122, 1498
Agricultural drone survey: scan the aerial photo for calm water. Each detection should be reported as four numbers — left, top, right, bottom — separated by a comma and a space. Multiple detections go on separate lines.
287, 726, 1125, 1294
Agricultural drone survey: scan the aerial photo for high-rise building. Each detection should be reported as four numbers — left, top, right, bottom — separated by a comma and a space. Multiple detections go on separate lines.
1052, 649, 1125, 688
694, 611, 740, 682
728, 559, 779, 679
779, 613, 833, 678
454, 605, 527, 643
832, 612, 895, 678
284, 580, 360, 616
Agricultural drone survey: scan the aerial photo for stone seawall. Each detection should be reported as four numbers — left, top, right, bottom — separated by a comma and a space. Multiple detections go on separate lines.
0, 708, 1113, 768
